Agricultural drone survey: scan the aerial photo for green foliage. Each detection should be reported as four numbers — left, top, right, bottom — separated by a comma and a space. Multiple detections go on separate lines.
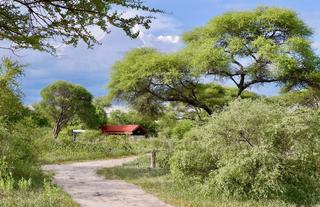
23, 106, 51, 128
40, 81, 100, 138
92, 97, 108, 125
0, 179, 78, 207
196, 84, 257, 110
99, 155, 295, 207
109, 7, 320, 115
1, 0, 161, 54
271, 89, 320, 108
156, 107, 197, 141
108, 48, 257, 116
182, 6, 320, 95
170, 99, 320, 204
77, 130, 104, 143
171, 120, 193, 140
0, 58, 25, 123
0, 119, 41, 181
0, 59, 79, 206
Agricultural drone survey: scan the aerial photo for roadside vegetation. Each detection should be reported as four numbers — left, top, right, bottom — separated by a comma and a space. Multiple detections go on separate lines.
0, 181, 78, 207
98, 156, 295, 207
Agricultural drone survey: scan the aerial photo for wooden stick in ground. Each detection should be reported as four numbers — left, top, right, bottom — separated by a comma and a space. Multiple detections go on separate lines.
150, 150, 156, 168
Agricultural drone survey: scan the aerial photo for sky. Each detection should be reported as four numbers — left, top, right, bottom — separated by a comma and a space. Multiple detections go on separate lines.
3, 0, 320, 104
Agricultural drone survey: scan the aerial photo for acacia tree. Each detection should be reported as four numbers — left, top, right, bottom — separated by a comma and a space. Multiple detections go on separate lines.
182, 7, 320, 96
108, 48, 256, 116
1, 0, 161, 54
40, 81, 99, 138
109, 7, 320, 116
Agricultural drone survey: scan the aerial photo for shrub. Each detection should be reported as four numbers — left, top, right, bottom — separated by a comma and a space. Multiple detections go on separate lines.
170, 99, 320, 204
0, 118, 40, 181
171, 120, 193, 140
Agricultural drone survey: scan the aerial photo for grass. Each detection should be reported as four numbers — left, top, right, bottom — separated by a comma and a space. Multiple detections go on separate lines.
0, 175, 78, 207
0, 187, 78, 207
39, 141, 135, 164
98, 156, 297, 207
37, 134, 143, 164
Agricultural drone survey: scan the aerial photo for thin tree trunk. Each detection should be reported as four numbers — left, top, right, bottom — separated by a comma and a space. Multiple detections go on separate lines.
52, 122, 62, 139
237, 87, 245, 97
237, 73, 246, 97
52, 108, 67, 139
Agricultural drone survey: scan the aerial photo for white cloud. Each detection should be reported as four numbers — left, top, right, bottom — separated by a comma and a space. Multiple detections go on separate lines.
88, 26, 107, 42
136, 30, 183, 52
104, 105, 129, 114
157, 35, 181, 44
127, 11, 184, 52
312, 41, 320, 49
312, 41, 320, 55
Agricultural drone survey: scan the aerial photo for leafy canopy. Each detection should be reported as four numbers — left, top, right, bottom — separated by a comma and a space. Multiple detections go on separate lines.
183, 7, 320, 95
1, 0, 161, 54
0, 58, 25, 122
108, 48, 256, 116
40, 81, 99, 138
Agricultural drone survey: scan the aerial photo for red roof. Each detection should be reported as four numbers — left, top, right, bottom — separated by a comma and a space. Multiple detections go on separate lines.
101, 125, 146, 135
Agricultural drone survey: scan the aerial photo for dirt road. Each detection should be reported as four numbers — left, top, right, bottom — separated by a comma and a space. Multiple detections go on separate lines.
43, 157, 173, 207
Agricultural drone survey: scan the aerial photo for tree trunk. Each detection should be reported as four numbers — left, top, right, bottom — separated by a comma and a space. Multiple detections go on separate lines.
202, 105, 213, 115
52, 122, 62, 139
237, 73, 246, 97
237, 87, 245, 97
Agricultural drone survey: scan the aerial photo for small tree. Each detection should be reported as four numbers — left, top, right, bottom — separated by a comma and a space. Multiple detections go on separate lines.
40, 81, 98, 138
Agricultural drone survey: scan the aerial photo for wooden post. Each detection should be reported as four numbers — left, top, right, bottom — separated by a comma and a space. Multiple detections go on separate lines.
150, 150, 156, 168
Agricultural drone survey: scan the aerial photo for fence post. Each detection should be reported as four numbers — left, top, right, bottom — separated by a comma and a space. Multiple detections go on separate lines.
150, 150, 156, 168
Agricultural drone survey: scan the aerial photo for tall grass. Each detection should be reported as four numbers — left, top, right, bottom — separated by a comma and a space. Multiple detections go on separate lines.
0, 179, 78, 207
37, 131, 139, 164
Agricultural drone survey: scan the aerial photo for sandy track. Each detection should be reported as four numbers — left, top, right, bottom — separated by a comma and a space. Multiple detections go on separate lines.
43, 157, 173, 207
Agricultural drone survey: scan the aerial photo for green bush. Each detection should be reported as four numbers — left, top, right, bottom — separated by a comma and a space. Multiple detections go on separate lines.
171, 120, 193, 140
170, 99, 320, 204
0, 118, 41, 181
